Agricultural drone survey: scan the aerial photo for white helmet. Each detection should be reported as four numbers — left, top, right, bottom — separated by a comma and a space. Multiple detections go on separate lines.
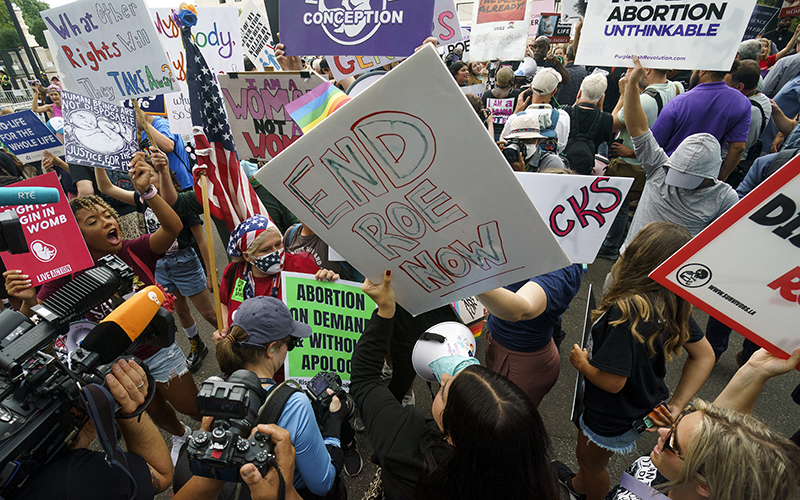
412, 322, 476, 383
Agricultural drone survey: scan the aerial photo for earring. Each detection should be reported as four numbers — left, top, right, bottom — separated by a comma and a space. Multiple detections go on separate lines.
270, 349, 274, 353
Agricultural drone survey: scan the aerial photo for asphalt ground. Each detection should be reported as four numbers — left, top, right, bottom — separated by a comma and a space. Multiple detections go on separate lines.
155, 228, 800, 500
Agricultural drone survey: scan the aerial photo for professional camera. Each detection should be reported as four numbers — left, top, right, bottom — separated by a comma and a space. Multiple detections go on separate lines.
307, 371, 355, 421
502, 138, 527, 166
187, 370, 274, 482
0, 255, 177, 498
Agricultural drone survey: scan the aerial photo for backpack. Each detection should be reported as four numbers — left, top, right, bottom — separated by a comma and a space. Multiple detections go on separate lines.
563, 106, 603, 175
726, 98, 769, 189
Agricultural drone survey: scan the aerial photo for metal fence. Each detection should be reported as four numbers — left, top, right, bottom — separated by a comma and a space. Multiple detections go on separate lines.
0, 89, 36, 112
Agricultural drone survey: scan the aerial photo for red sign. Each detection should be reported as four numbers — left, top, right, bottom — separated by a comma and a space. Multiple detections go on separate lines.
0, 172, 94, 286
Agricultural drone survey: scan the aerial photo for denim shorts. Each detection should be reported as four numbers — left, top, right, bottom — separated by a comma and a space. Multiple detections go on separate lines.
579, 414, 643, 455
155, 247, 207, 297
143, 341, 189, 384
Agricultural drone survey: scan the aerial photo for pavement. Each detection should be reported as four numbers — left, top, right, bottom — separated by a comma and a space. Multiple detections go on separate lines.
156, 229, 800, 500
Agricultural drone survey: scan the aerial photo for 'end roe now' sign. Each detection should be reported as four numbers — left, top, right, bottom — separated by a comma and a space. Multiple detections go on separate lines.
0, 173, 94, 286
282, 273, 375, 388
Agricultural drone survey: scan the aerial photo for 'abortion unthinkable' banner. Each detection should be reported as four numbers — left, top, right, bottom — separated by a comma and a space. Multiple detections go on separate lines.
575, 0, 758, 70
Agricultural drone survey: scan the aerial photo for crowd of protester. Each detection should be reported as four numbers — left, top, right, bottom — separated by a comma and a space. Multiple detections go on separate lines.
0, 14, 799, 500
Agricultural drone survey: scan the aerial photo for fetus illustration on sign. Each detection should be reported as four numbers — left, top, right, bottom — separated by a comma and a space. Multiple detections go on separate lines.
65, 110, 136, 155
31, 240, 57, 262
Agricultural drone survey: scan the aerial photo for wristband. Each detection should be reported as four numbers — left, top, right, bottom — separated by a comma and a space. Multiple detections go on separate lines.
140, 184, 158, 200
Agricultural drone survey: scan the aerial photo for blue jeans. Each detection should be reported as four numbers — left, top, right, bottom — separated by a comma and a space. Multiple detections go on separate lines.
761, 75, 800, 149
705, 316, 759, 362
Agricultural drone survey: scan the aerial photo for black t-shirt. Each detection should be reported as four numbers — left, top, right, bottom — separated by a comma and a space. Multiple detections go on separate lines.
564, 104, 615, 150
582, 304, 704, 437
765, 28, 793, 51
70, 164, 136, 216
135, 192, 200, 251
16, 448, 154, 500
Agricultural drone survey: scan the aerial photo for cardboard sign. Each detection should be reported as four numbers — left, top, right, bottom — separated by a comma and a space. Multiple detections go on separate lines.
240, 0, 281, 71
253, 46, 570, 316
575, 0, 758, 71
471, 0, 532, 61
780, 0, 800, 18
281, 272, 376, 389
0, 173, 94, 286
529, 0, 556, 37
279, 0, 435, 57
515, 173, 633, 264
0, 110, 64, 163
743, 5, 779, 39
40, 0, 177, 102
433, 0, 463, 45
151, 6, 244, 136
571, 284, 595, 428
650, 155, 800, 360
219, 72, 327, 162
329, 55, 400, 82
62, 91, 137, 171
538, 13, 572, 43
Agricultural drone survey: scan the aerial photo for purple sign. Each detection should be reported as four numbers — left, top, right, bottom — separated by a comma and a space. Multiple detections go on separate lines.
280, 0, 435, 57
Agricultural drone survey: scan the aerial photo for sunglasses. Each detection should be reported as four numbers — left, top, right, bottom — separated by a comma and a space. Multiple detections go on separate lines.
661, 406, 695, 460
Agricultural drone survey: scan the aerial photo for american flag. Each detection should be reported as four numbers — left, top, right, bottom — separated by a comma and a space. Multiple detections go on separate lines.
181, 24, 267, 232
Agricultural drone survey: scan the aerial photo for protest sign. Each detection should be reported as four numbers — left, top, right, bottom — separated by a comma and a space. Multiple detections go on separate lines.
574, 0, 757, 71
537, 13, 572, 43
650, 155, 800, 360
571, 284, 595, 428
40, 0, 176, 102
439, 27, 471, 61
433, 0, 463, 45
561, 0, 586, 24
485, 96, 515, 128
744, 5, 779, 39
279, 0, 435, 57
151, 6, 243, 136
529, 0, 555, 37
43, 29, 80, 93
264, 0, 280, 46
0, 173, 94, 287
515, 173, 633, 264
454, 296, 486, 336
281, 272, 375, 389
471, 0, 532, 61
240, 0, 281, 71
460, 84, 485, 97
122, 95, 167, 116
780, 0, 800, 18
219, 72, 327, 162
329, 55, 400, 81
254, 45, 570, 316
0, 110, 64, 163
62, 91, 137, 170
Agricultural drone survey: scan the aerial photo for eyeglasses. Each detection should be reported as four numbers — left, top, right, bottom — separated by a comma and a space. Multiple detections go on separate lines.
661, 406, 695, 460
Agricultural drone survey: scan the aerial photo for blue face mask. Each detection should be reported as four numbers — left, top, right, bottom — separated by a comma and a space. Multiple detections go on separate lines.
252, 249, 284, 275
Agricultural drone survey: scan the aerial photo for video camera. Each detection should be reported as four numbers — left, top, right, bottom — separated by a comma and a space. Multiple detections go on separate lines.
0, 255, 176, 498
188, 370, 355, 482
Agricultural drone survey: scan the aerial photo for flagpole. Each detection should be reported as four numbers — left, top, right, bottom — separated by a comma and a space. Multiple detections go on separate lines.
202, 173, 224, 332
131, 99, 162, 153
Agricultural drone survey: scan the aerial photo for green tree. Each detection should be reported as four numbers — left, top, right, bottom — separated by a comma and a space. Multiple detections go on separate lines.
0, 0, 50, 50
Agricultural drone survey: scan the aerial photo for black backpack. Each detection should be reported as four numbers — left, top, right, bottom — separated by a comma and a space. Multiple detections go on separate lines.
563, 106, 603, 175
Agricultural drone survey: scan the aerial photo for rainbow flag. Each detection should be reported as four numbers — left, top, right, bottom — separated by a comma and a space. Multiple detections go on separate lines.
286, 81, 351, 134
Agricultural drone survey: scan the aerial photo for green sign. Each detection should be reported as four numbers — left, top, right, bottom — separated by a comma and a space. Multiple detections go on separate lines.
281, 272, 376, 389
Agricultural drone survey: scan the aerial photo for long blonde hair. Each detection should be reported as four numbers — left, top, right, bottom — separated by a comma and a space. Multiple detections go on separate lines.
664, 399, 800, 500
593, 222, 692, 361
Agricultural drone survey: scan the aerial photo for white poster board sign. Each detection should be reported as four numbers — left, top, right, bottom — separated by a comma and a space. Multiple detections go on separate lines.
470, 0, 532, 61
219, 72, 327, 162
516, 173, 632, 264
561, 0, 586, 24
439, 27, 471, 61
40, 0, 176, 102
253, 46, 570, 316
329, 55, 400, 82
433, 0, 464, 45
650, 155, 800, 361
150, 6, 243, 136
240, 0, 281, 71
575, 0, 758, 70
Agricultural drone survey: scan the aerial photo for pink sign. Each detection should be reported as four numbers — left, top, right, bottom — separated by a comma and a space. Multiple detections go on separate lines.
0, 173, 94, 286
529, 0, 556, 37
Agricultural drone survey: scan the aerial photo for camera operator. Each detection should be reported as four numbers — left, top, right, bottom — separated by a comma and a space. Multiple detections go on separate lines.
174, 296, 347, 499
16, 359, 173, 499
498, 110, 566, 172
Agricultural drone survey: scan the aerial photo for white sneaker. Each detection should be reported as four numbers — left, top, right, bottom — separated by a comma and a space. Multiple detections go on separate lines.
171, 424, 191, 466
402, 391, 415, 407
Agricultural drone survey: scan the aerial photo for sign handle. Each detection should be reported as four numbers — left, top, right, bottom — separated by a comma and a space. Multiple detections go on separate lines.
131, 99, 162, 154
201, 174, 224, 332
